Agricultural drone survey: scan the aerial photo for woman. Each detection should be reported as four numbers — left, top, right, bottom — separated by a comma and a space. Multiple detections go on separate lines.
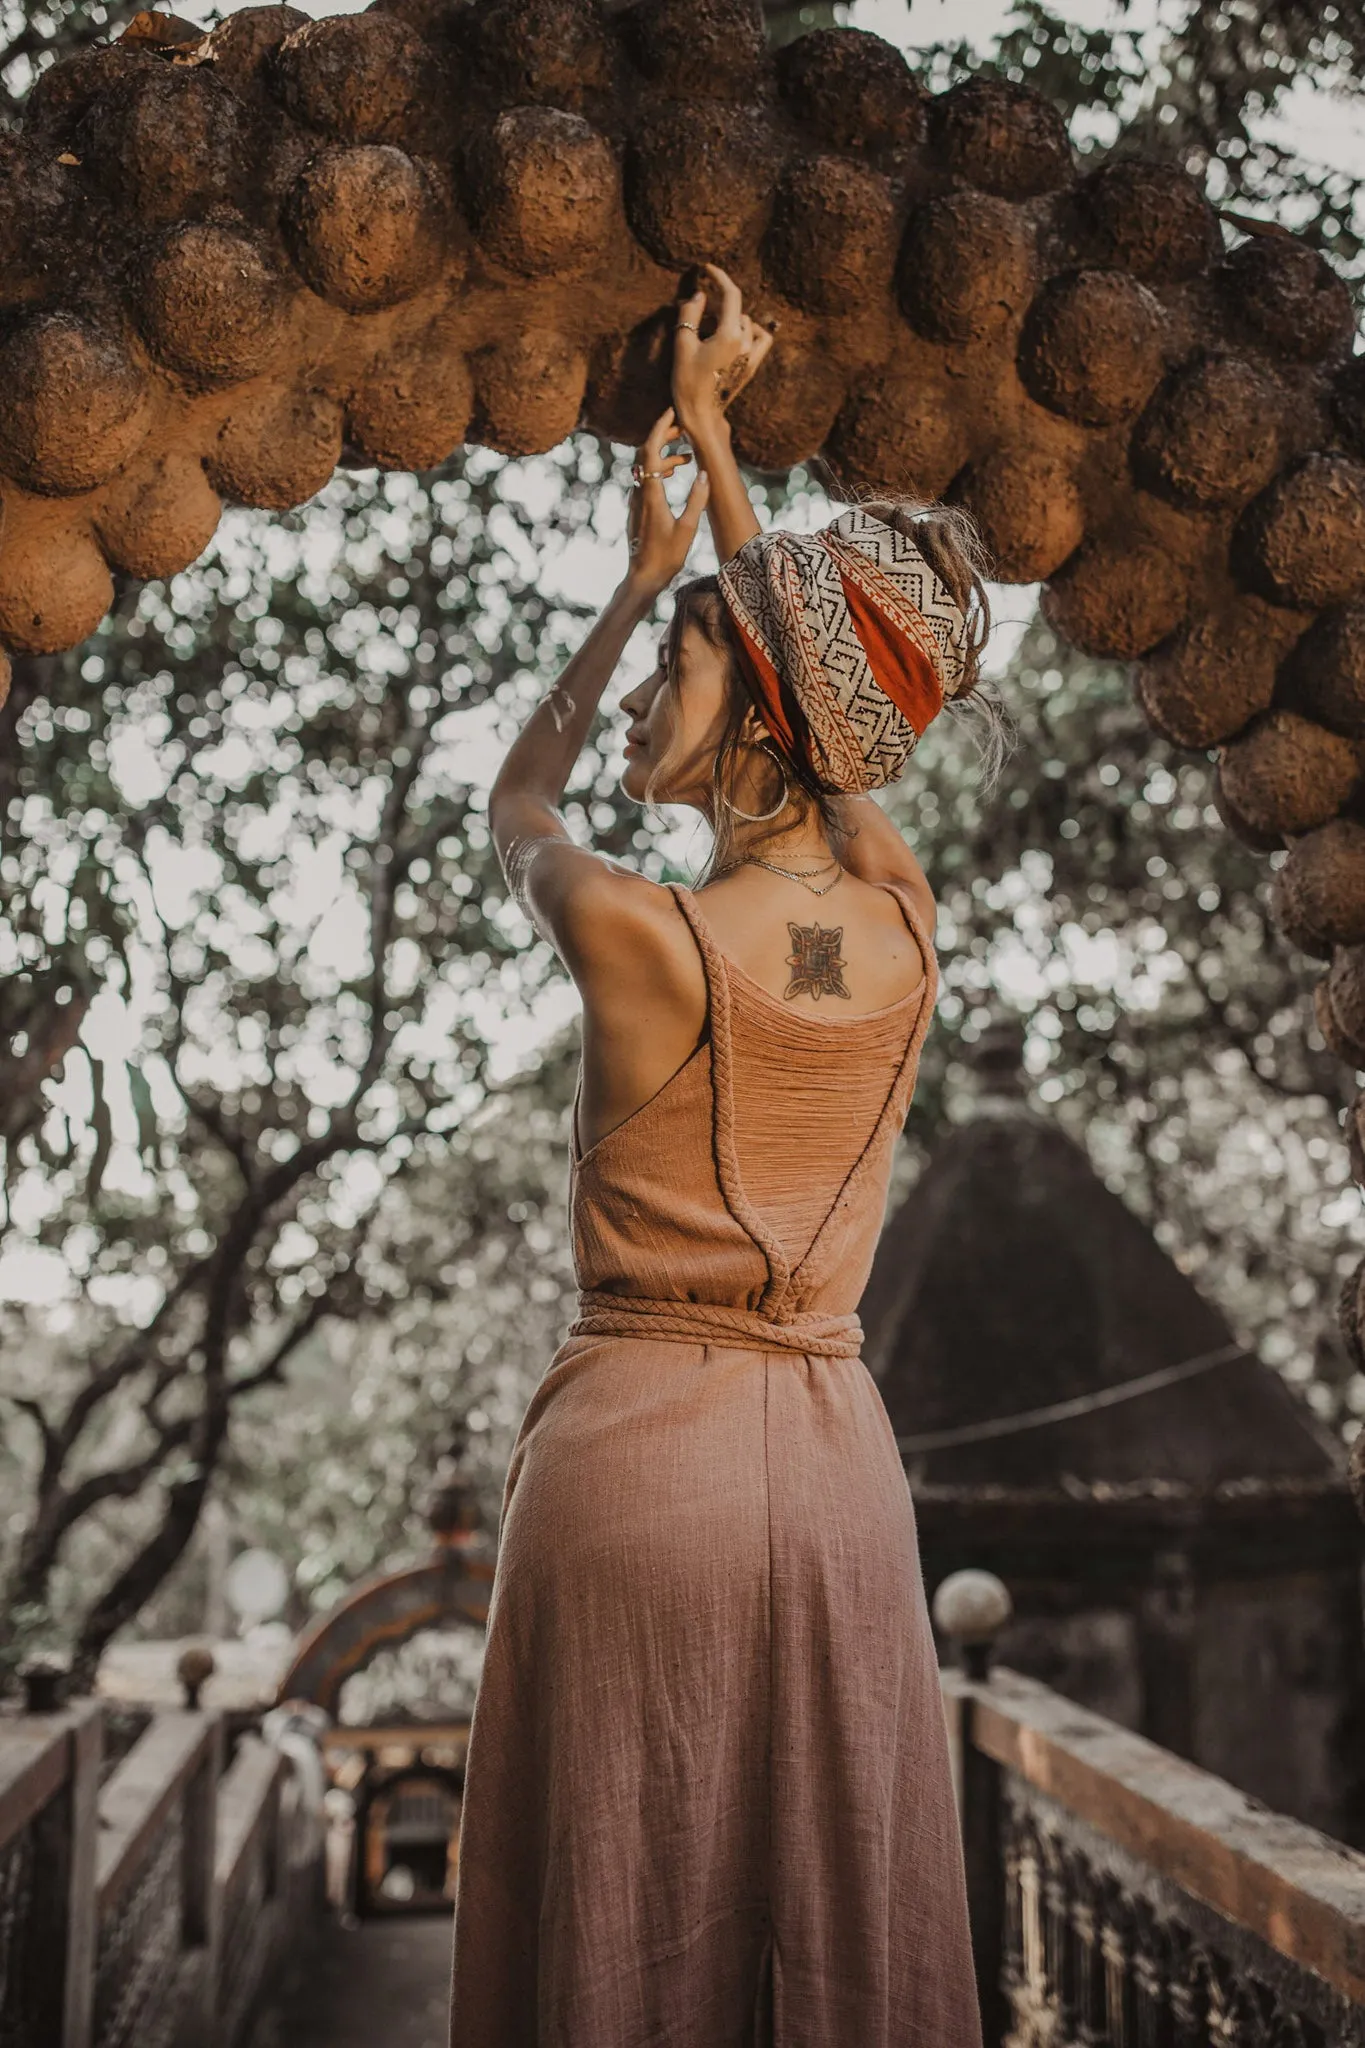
450, 265, 998, 2048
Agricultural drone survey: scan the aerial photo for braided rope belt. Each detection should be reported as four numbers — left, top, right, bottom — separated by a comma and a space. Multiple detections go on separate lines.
567, 1290, 864, 1359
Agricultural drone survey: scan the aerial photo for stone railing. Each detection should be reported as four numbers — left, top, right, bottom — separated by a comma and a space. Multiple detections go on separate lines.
0, 1699, 324, 2048
936, 1572, 1365, 2047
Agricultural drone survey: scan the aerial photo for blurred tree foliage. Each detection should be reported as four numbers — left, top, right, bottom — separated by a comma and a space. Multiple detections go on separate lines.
0, 0, 131, 119
0, 446, 656, 1680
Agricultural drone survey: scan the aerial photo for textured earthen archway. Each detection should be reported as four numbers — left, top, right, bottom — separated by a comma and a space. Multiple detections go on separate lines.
4, 0, 1365, 1408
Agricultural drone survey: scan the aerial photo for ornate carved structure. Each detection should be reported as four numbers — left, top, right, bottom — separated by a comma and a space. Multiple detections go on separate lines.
273, 1550, 492, 1718
275, 1452, 491, 1718
3, 0, 1365, 1423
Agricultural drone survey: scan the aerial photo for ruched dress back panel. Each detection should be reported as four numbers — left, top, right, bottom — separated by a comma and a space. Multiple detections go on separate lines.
449, 881, 983, 2048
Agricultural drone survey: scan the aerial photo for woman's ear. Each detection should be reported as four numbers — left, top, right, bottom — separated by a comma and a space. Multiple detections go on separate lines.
737, 707, 768, 747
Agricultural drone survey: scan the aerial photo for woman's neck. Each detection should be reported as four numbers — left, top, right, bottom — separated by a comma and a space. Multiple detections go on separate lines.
724, 811, 839, 871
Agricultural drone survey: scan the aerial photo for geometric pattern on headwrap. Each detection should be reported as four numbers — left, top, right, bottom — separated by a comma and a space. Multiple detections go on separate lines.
715, 506, 970, 794
822, 508, 969, 699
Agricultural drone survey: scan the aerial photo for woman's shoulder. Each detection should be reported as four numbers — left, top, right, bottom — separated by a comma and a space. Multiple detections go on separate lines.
528, 845, 697, 993
867, 869, 936, 947
835, 797, 935, 940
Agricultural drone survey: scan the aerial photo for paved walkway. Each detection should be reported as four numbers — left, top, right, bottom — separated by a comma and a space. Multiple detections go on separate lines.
259, 1914, 454, 2048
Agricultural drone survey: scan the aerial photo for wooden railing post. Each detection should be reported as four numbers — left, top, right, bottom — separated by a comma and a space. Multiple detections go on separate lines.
934, 1570, 1015, 2048
61, 1703, 102, 2048
0, 1697, 103, 2048
958, 1691, 1008, 2046
181, 1715, 224, 2043
96, 1709, 224, 2048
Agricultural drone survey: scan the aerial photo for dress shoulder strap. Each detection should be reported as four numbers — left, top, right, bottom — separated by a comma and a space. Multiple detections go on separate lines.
667, 878, 728, 988
868, 876, 938, 1001
866, 877, 940, 1119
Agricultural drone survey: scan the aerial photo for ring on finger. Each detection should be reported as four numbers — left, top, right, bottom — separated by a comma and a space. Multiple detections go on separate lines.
675, 320, 699, 333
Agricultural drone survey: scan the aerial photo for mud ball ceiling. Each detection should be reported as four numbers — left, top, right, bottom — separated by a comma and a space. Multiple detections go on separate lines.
4, 1, 1365, 1437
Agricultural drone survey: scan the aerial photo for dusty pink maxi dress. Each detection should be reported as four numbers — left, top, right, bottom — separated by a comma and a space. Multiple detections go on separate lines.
449, 880, 982, 2048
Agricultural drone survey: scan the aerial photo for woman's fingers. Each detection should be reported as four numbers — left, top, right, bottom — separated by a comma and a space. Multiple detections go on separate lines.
633, 407, 692, 538
626, 455, 708, 581
641, 407, 678, 464
704, 262, 744, 338
737, 309, 774, 356
676, 283, 707, 330
675, 284, 707, 363
676, 469, 711, 547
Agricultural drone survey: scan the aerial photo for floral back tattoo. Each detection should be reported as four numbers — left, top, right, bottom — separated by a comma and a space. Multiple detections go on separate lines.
785, 921, 850, 1001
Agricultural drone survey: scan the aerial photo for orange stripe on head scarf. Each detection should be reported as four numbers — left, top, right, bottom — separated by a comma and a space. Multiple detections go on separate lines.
839, 572, 945, 736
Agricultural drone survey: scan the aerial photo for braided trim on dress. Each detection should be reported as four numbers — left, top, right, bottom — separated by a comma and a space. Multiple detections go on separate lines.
668, 883, 792, 1313
774, 879, 939, 1308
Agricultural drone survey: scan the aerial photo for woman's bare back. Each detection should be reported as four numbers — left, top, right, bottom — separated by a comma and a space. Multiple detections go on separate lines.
575, 867, 933, 1156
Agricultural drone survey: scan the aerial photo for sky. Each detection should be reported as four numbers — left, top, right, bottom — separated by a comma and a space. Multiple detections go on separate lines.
4, 0, 1365, 1311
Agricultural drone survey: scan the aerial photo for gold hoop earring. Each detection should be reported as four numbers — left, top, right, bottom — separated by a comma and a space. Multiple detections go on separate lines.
726, 742, 789, 824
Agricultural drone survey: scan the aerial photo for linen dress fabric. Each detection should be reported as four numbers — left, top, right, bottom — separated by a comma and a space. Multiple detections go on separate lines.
449, 879, 983, 2048
715, 507, 970, 793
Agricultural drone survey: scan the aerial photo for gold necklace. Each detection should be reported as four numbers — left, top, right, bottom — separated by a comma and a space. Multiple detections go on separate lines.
731, 854, 844, 897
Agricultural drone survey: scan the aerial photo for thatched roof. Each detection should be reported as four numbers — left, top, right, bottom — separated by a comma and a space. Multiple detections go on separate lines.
863, 1027, 1342, 1493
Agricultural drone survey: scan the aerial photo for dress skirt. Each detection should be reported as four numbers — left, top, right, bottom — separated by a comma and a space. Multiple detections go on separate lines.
448, 1330, 983, 2047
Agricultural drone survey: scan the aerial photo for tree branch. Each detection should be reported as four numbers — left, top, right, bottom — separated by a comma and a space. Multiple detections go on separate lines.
5, 1395, 59, 1492
228, 1290, 333, 1400
51, 1257, 205, 1463
351, 698, 434, 1107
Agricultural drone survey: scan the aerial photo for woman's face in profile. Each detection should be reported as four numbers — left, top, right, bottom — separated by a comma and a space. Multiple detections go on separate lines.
618, 619, 732, 810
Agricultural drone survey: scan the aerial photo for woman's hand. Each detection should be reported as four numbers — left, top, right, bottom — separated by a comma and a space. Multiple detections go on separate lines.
672, 263, 775, 447
624, 408, 710, 598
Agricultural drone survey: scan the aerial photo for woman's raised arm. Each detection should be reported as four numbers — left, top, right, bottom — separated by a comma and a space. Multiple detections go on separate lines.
487, 411, 707, 975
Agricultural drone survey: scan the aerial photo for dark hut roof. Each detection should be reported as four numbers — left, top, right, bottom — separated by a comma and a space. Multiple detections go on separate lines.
863, 1026, 1341, 1493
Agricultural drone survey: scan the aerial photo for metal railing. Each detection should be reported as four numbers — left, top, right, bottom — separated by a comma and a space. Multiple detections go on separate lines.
0, 1701, 324, 2048
937, 1575, 1365, 2047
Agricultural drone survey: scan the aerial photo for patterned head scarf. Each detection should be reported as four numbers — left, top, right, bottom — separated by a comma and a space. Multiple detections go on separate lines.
715, 506, 970, 794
